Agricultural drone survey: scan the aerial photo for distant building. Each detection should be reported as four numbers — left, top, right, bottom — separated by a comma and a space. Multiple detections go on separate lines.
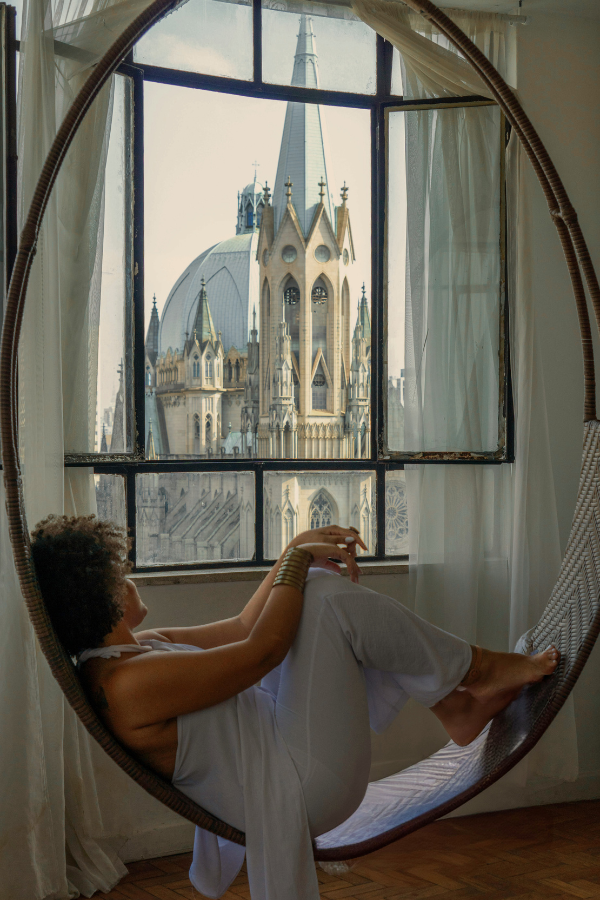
99, 16, 405, 564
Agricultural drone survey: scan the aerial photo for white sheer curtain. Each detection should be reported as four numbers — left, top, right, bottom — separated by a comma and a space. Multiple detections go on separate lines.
351, 0, 578, 787
0, 0, 168, 896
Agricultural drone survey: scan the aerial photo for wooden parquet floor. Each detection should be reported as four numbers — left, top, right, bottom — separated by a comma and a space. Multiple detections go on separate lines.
98, 799, 600, 900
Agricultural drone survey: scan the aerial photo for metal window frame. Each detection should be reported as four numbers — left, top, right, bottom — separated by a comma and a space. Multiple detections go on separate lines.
23, 0, 511, 573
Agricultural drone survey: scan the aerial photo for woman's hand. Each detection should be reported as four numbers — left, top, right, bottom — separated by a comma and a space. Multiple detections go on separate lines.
286, 526, 367, 561
295, 541, 362, 584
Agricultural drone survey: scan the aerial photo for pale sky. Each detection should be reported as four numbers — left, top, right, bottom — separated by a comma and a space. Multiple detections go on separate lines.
66, 2, 406, 442
142, 83, 372, 324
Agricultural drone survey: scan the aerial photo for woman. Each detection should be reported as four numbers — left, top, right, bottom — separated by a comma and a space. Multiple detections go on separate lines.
31, 515, 558, 900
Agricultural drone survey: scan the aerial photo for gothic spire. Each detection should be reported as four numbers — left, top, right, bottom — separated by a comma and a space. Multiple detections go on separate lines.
272, 15, 335, 236
145, 294, 160, 365
192, 278, 217, 347
110, 360, 125, 452
354, 283, 371, 344
147, 421, 158, 461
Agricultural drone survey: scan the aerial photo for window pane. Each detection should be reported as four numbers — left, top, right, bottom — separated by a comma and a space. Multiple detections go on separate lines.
134, 0, 253, 80
95, 474, 127, 530
143, 81, 371, 461
263, 470, 375, 559
96, 75, 131, 453
135, 472, 255, 566
262, 6, 376, 95
386, 104, 503, 455
385, 470, 408, 556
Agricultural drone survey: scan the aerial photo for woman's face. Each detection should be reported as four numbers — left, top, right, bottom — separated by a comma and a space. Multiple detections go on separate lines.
121, 579, 148, 628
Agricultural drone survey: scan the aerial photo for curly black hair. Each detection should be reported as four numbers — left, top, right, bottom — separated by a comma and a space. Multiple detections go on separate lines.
30, 515, 132, 656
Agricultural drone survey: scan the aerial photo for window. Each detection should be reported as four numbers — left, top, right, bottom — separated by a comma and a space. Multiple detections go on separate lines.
72, 3, 508, 571
310, 490, 334, 529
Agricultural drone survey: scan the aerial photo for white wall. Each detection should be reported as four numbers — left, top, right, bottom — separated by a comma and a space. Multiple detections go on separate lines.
123, 8, 600, 860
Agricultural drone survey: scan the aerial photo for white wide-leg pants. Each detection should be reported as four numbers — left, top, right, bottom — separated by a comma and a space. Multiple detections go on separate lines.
261, 571, 473, 838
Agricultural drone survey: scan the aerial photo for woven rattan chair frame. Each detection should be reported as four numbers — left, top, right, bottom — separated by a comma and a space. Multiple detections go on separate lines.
2, 0, 600, 863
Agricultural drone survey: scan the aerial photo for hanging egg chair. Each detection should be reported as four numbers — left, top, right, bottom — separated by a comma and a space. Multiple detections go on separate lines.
2, 0, 600, 863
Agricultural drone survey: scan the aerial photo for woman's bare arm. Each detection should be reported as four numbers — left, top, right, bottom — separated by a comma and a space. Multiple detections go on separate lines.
107, 540, 360, 729
136, 527, 365, 650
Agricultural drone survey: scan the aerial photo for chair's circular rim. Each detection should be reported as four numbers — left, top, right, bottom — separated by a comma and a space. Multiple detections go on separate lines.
2, 0, 600, 862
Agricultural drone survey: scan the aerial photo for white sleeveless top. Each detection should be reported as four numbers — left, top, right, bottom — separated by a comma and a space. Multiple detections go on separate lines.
78, 639, 318, 899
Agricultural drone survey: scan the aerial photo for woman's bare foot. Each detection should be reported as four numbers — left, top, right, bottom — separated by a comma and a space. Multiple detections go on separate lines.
431, 645, 559, 747
464, 645, 559, 704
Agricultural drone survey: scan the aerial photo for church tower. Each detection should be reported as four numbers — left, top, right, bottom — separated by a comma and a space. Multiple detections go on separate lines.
256, 15, 359, 459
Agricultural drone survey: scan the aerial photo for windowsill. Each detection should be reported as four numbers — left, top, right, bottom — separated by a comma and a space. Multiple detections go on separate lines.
131, 560, 409, 587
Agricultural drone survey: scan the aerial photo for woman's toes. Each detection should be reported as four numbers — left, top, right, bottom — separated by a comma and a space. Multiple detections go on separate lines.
532, 645, 560, 676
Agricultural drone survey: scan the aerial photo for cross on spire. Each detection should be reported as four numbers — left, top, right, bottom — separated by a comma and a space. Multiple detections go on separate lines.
285, 175, 293, 199
318, 177, 326, 200
341, 182, 349, 205
252, 160, 260, 181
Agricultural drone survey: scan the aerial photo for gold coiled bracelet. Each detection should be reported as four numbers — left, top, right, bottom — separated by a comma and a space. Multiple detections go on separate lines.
273, 547, 314, 593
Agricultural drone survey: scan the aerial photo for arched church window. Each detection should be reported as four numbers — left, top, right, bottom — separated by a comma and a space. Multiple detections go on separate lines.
205, 356, 213, 379
310, 491, 334, 529
312, 277, 328, 375
246, 206, 254, 228
235, 359, 241, 382
205, 414, 213, 444
312, 363, 327, 410
227, 360, 233, 382
193, 355, 200, 378
311, 277, 328, 303
283, 277, 300, 360
194, 415, 200, 439
283, 279, 300, 306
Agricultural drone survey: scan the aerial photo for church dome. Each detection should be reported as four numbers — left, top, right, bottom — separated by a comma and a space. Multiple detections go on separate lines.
158, 231, 260, 356
243, 180, 264, 197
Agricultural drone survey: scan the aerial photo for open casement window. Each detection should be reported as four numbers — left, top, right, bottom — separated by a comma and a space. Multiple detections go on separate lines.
384, 101, 507, 461
26, 0, 513, 570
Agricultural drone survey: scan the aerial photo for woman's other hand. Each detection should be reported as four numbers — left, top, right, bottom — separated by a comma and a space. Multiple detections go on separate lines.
295, 541, 362, 584
286, 526, 367, 559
